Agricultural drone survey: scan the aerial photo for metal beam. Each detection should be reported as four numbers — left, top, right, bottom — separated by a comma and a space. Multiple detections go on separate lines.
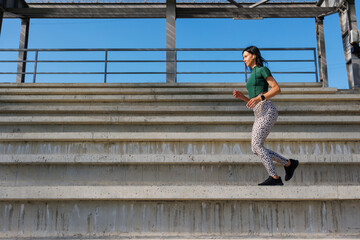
3, 3, 337, 19
16, 18, 30, 83
166, 0, 176, 83
339, 0, 360, 89
316, 16, 328, 87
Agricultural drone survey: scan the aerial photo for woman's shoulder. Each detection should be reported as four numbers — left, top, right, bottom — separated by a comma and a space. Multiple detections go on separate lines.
258, 66, 271, 71
258, 66, 272, 78
254, 66, 271, 73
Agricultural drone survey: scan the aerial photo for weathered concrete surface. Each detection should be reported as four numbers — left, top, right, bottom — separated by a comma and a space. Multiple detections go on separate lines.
0, 201, 359, 239
0, 153, 359, 164
0, 132, 358, 141
1, 141, 357, 153
1, 102, 359, 114
0, 85, 355, 103
0, 83, 358, 238
1, 186, 360, 200
0, 87, 339, 95
0, 125, 359, 134
1, 115, 360, 125
0, 82, 327, 88
0, 163, 359, 186
0, 94, 359, 103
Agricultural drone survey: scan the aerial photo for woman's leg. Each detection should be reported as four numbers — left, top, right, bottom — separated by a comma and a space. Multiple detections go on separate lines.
251, 115, 278, 176
269, 150, 289, 165
251, 101, 288, 177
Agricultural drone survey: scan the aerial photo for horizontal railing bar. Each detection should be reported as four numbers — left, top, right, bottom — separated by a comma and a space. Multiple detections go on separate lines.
0, 72, 168, 74
0, 60, 105, 63
179, 60, 315, 63
178, 72, 316, 74
0, 60, 315, 63
272, 72, 316, 74
0, 48, 177, 52
0, 48, 316, 52
267, 60, 315, 62
0, 72, 315, 75
0, 60, 167, 63
177, 72, 245, 74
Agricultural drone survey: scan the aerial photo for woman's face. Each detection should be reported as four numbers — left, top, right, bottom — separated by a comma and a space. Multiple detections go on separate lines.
243, 51, 256, 68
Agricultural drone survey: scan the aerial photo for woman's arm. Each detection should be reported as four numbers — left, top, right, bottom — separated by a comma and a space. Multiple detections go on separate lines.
233, 90, 250, 103
263, 76, 281, 100
246, 76, 281, 109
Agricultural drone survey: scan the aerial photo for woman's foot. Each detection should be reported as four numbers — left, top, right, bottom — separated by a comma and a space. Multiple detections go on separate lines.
258, 176, 284, 186
284, 159, 299, 181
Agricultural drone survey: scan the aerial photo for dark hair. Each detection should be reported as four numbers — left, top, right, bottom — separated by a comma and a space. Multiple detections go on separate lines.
242, 46, 268, 68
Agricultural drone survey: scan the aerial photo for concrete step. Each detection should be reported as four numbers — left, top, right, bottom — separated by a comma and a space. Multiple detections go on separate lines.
0, 125, 358, 135
9, 239, 356, 240
0, 157, 359, 186
0, 132, 358, 142
0, 82, 325, 88
1, 141, 355, 157
1, 101, 359, 115
3, 126, 358, 135
1, 200, 358, 239
0, 87, 338, 95
0, 82, 358, 239
4, 236, 352, 240
0, 94, 359, 103
1, 185, 359, 200
0, 115, 359, 125
1, 154, 358, 164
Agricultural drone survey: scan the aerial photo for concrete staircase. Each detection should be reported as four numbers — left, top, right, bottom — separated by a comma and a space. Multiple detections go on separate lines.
0, 82, 359, 239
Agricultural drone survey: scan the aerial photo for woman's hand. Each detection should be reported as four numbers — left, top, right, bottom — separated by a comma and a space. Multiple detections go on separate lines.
246, 96, 261, 109
233, 90, 245, 100
233, 90, 250, 103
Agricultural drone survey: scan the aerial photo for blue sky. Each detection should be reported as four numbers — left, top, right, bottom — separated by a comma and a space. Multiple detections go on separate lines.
0, 3, 359, 88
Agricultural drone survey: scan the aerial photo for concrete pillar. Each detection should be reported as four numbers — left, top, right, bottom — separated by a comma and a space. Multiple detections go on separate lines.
339, 0, 360, 89
16, 18, 30, 83
315, 17, 328, 87
166, 0, 176, 83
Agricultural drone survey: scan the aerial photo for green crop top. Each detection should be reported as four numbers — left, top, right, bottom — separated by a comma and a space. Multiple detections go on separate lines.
246, 66, 271, 99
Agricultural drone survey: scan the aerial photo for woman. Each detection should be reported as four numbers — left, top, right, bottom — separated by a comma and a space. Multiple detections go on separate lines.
233, 46, 299, 186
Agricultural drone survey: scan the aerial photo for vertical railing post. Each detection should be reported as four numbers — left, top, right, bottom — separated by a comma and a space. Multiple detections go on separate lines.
313, 48, 319, 83
316, 16, 328, 87
17, 18, 30, 83
166, 0, 177, 83
33, 50, 38, 83
104, 50, 108, 83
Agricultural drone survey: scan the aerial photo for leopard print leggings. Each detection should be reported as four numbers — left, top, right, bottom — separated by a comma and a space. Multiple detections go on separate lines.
252, 100, 289, 176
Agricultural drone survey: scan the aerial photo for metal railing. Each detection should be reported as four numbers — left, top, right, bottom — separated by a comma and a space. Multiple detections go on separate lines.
0, 48, 318, 83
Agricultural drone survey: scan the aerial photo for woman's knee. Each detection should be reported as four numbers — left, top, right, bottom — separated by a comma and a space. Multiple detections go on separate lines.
251, 143, 262, 155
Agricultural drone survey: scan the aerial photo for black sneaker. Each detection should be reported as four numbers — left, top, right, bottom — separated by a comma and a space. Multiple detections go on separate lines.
284, 159, 299, 181
258, 176, 284, 186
